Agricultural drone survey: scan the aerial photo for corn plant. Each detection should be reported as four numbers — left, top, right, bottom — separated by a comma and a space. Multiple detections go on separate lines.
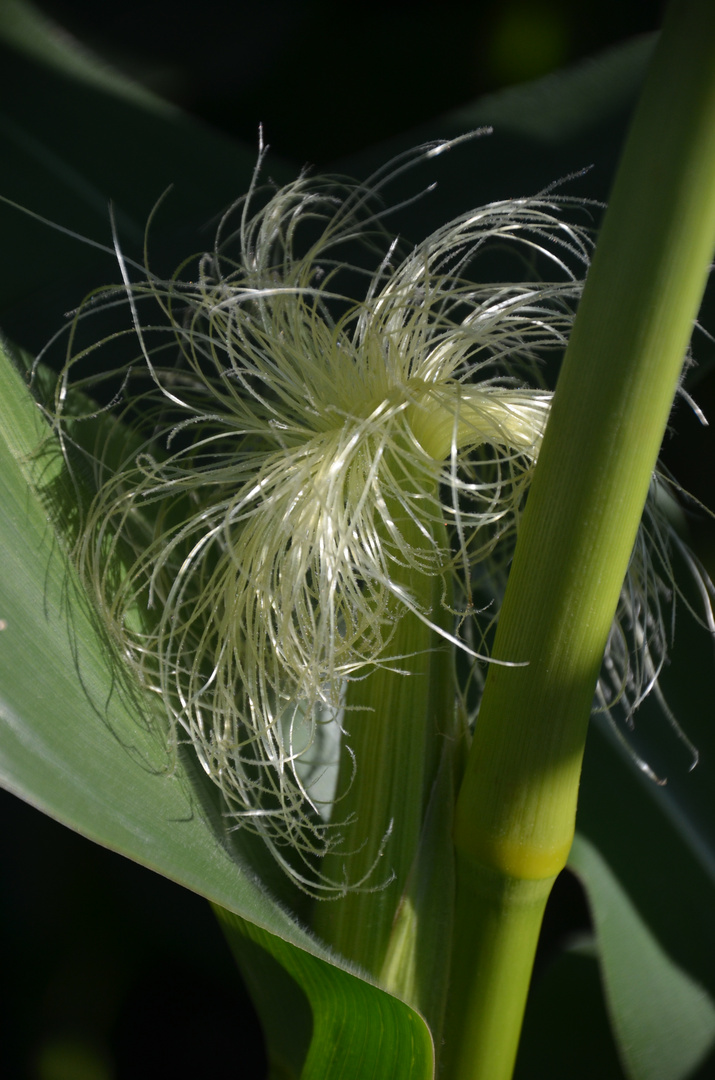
1, 1, 715, 1078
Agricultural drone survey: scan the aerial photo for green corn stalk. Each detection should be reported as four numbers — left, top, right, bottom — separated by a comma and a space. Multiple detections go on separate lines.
314, 0, 715, 1076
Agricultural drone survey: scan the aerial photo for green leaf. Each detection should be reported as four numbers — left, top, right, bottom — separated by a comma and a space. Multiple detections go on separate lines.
0, 334, 434, 1077
336, 37, 655, 223
0, 0, 178, 116
516, 937, 627, 1080
568, 833, 715, 1080
0, 339, 274, 932
576, 648, 715, 1030
0, 24, 294, 359
217, 908, 434, 1080
214, 908, 314, 1080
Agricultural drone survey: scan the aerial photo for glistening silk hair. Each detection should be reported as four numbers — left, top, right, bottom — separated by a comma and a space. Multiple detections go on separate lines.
35, 135, 713, 896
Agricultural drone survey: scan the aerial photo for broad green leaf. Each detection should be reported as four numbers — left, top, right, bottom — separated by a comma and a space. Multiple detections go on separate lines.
0, 338, 297, 938
577, 698, 715, 1013
569, 833, 715, 1080
217, 908, 434, 1080
0, 339, 435, 1078
0, 329, 439, 1080
215, 908, 314, 1079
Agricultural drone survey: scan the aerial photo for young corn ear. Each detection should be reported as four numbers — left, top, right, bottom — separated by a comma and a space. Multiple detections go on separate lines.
45, 139, 711, 895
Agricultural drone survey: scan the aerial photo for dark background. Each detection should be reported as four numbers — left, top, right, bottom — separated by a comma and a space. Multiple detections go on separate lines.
24, 0, 663, 163
4, 3, 711, 1080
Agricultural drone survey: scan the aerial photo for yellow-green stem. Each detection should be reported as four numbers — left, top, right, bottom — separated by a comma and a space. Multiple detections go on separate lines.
444, 0, 715, 1076
446, 865, 554, 1080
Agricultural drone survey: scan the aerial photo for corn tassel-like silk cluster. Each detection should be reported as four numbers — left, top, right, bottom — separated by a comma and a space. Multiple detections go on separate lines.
51, 142, 709, 894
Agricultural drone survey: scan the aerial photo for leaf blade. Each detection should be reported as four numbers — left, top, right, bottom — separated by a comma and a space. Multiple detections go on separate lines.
218, 908, 434, 1080
0, 339, 301, 945
569, 833, 715, 1080
0, 334, 435, 1078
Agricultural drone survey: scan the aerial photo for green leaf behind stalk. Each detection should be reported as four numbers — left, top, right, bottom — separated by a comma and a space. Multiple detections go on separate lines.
0, 31, 654, 363
516, 936, 627, 1079
569, 833, 715, 1080
573, 716, 715, 1080
574, 559, 715, 1077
